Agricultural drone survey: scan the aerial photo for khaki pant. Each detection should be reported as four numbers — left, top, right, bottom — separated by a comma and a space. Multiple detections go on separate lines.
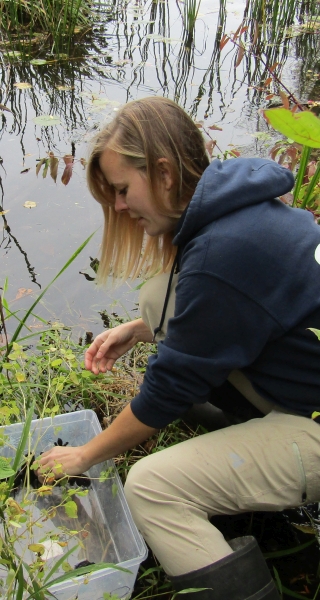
124, 274, 320, 576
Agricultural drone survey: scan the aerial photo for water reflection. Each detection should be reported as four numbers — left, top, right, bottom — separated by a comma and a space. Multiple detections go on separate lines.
0, 0, 319, 336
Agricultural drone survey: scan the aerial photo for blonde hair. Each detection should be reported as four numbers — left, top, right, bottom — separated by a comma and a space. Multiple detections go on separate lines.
87, 96, 209, 283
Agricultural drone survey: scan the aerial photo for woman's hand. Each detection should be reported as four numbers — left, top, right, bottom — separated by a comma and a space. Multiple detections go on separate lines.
36, 445, 89, 481
85, 318, 153, 374
36, 404, 158, 481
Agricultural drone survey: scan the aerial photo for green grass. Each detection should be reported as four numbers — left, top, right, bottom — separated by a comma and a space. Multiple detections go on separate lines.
0, 0, 93, 56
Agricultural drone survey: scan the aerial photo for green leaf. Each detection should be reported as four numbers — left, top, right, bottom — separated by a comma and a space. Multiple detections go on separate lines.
69, 371, 80, 385
308, 327, 320, 340
178, 592, 209, 595
64, 500, 78, 518
30, 59, 48, 65
51, 359, 62, 367
33, 115, 61, 126
27, 563, 131, 599
0, 457, 15, 480
263, 108, 320, 148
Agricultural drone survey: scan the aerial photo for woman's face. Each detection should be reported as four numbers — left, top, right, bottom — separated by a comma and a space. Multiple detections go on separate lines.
99, 148, 179, 237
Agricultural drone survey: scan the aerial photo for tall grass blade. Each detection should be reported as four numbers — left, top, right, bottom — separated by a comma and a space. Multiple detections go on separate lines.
26, 563, 131, 599
4, 401, 35, 500
264, 538, 315, 558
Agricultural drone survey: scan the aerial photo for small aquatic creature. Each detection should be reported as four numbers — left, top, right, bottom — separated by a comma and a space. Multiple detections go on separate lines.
75, 559, 95, 570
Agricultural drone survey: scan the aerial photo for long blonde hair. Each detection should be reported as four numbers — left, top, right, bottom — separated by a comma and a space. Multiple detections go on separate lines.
87, 96, 209, 283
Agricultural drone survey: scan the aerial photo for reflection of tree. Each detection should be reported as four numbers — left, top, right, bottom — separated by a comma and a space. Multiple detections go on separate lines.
0, 174, 40, 287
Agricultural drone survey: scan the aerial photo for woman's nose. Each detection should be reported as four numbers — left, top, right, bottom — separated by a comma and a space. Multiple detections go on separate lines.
114, 194, 128, 213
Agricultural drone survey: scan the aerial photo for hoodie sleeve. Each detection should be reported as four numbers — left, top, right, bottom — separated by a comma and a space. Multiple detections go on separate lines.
130, 272, 284, 428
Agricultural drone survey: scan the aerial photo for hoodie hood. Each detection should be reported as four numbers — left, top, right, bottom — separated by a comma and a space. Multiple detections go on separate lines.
174, 158, 294, 246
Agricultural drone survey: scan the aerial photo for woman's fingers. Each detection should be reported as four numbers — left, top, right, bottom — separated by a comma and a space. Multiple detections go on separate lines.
36, 446, 87, 480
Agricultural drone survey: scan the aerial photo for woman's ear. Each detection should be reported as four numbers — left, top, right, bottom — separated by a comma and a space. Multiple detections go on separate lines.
157, 158, 174, 191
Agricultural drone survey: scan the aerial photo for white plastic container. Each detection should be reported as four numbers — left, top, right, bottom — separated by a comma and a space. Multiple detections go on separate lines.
2, 409, 148, 599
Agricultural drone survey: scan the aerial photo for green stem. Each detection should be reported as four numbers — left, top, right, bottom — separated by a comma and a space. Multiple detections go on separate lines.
293, 146, 311, 207
300, 161, 320, 210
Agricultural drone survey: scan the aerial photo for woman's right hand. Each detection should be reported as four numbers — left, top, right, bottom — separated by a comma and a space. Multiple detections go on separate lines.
84, 318, 153, 374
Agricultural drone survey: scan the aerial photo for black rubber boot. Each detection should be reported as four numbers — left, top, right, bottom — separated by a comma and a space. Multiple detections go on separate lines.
169, 536, 280, 599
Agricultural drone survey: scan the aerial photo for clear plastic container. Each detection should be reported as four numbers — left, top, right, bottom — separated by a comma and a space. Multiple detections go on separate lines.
2, 409, 148, 599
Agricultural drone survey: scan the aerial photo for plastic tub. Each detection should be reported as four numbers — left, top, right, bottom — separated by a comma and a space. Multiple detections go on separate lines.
1, 409, 148, 599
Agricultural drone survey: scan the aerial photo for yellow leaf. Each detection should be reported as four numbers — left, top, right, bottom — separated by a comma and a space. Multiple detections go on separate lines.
0, 209, 10, 215
36, 485, 53, 496
23, 201, 37, 208
16, 372, 25, 382
28, 543, 45, 554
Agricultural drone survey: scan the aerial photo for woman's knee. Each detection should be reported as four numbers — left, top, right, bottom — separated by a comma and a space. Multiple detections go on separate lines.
124, 453, 166, 523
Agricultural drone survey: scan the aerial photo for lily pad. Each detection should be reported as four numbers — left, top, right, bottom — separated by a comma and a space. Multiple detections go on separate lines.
92, 98, 110, 106
6, 51, 21, 58
33, 115, 61, 126
13, 82, 32, 90
145, 34, 165, 40
132, 20, 155, 25
30, 59, 48, 66
56, 85, 74, 91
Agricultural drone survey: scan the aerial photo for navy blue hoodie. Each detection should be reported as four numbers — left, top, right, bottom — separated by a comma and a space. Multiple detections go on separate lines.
131, 158, 320, 428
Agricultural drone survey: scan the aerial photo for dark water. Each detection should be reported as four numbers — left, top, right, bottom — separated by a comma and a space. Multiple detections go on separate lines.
0, 0, 319, 342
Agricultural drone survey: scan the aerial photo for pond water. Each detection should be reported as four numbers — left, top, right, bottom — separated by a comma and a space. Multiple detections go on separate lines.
1, 0, 319, 341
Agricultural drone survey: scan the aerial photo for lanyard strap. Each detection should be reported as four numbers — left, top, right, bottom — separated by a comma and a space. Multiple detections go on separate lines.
152, 253, 179, 343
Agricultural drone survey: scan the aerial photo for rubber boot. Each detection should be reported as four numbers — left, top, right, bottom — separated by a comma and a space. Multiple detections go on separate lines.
169, 536, 280, 599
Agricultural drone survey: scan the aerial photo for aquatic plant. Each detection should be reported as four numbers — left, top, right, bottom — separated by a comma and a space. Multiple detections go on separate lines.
263, 104, 320, 213
0, 0, 92, 56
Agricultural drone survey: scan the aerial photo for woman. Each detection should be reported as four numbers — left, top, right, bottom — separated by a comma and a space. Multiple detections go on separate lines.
39, 97, 320, 600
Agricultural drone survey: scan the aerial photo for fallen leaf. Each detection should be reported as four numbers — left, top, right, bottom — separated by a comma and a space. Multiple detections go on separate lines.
23, 201, 37, 208
13, 82, 32, 89
80, 158, 87, 168
15, 288, 33, 300
0, 209, 10, 216
20, 168, 30, 174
